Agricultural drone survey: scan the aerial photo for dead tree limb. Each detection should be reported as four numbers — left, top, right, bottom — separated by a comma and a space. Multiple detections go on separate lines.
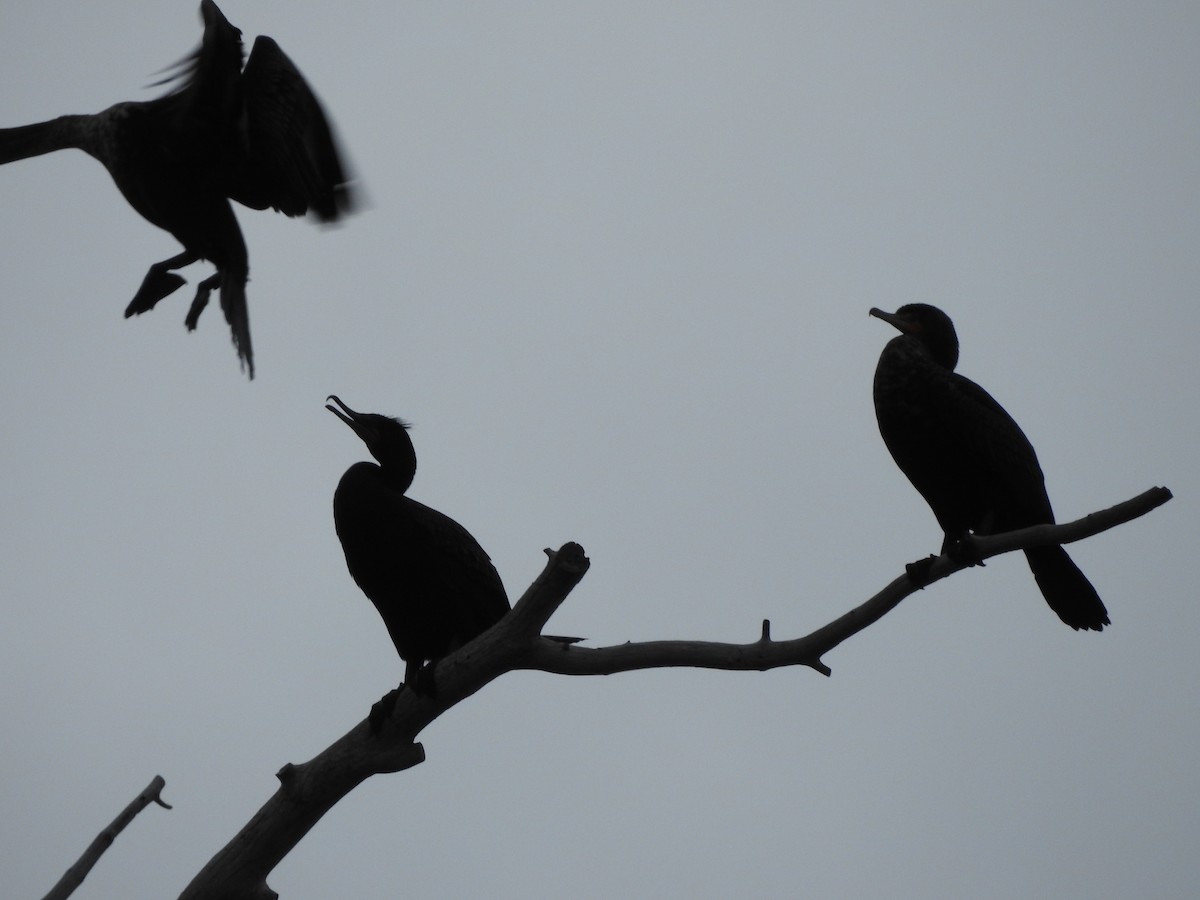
177, 543, 591, 900
524, 486, 1173, 677
42, 775, 171, 900
177, 486, 1170, 900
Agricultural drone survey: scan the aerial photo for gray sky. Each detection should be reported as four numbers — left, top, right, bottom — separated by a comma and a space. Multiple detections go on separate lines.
2, 2, 1197, 898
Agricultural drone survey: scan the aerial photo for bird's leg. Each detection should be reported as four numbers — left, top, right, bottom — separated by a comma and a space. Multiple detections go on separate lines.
406, 659, 439, 699
125, 251, 198, 317
184, 272, 222, 331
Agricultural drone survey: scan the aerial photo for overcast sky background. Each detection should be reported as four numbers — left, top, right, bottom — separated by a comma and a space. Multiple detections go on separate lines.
2, 2, 1197, 898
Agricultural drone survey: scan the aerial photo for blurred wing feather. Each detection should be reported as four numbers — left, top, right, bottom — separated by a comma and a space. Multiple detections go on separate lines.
234, 36, 353, 220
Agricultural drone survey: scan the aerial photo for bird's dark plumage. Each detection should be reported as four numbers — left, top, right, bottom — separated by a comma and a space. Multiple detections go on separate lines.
870, 304, 1109, 631
0, 1, 354, 377
326, 396, 510, 702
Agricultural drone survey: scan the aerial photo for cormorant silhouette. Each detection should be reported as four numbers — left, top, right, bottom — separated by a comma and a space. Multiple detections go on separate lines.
326, 396, 511, 712
870, 304, 1110, 631
0, 1, 354, 377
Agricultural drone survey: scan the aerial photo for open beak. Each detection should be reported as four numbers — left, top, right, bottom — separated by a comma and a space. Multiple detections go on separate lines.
325, 394, 360, 428
326, 395, 383, 449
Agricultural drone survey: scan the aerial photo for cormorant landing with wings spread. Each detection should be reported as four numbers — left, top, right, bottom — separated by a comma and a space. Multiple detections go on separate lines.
870, 304, 1110, 631
0, 1, 354, 377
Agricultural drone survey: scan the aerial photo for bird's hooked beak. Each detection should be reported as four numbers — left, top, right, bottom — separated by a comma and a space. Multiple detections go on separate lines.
326, 395, 377, 445
325, 394, 359, 426
869, 307, 920, 334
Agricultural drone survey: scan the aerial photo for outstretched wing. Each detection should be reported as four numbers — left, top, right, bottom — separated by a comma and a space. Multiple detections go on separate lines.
233, 36, 354, 220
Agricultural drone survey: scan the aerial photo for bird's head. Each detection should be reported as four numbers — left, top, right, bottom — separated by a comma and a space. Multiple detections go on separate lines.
869, 303, 959, 370
326, 395, 416, 491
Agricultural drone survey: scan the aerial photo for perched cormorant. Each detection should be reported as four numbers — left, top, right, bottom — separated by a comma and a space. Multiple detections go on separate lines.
0, 1, 354, 378
326, 396, 511, 700
870, 304, 1109, 631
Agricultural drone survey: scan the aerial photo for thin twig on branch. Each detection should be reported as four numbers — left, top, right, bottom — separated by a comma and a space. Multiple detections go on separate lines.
177, 487, 1169, 900
42, 775, 171, 900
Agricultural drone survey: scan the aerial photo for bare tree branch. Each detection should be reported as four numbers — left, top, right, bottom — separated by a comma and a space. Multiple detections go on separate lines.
42, 775, 171, 900
177, 487, 1170, 899
518, 486, 1171, 677
177, 544, 591, 900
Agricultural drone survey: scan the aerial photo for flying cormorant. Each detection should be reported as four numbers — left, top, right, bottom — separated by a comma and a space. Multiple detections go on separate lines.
0, 1, 354, 377
870, 303, 1110, 631
326, 396, 511, 703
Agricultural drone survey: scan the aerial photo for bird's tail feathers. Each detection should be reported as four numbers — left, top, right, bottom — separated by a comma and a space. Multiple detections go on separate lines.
218, 270, 254, 380
1025, 545, 1110, 631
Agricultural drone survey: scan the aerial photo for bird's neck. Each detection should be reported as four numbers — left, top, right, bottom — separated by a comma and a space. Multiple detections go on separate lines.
886, 333, 941, 368
874, 335, 950, 404
378, 463, 415, 495
0, 115, 106, 165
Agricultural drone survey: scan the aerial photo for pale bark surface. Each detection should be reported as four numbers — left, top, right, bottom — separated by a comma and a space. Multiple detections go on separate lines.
47, 489, 1174, 900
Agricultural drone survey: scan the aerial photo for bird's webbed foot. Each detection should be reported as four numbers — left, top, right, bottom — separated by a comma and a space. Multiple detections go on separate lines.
367, 663, 439, 736
184, 273, 221, 331
126, 269, 186, 317
125, 251, 198, 317
904, 555, 939, 587
942, 533, 986, 568
368, 688, 402, 736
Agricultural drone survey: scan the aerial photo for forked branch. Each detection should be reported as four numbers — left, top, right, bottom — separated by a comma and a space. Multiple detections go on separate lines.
177, 486, 1170, 900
